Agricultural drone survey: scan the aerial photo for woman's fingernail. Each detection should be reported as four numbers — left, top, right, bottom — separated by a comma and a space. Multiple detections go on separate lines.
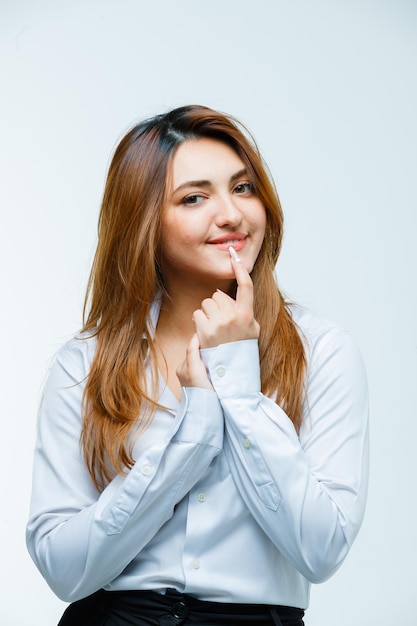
229, 246, 241, 263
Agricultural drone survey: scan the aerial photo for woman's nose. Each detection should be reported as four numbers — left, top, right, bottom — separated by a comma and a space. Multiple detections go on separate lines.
215, 194, 242, 227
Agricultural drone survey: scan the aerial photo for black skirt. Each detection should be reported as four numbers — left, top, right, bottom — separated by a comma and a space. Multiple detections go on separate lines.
58, 588, 305, 626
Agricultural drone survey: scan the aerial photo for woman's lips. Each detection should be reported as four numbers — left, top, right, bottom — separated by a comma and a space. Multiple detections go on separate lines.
207, 234, 247, 252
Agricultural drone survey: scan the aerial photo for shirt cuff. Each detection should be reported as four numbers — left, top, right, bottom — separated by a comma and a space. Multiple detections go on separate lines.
200, 339, 261, 399
173, 387, 224, 449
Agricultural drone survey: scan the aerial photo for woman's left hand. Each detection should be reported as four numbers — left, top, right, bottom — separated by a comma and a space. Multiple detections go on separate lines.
193, 254, 260, 349
176, 333, 214, 390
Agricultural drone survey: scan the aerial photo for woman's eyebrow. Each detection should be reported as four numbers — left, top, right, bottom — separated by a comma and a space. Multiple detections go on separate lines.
172, 169, 248, 196
230, 168, 248, 183
172, 179, 212, 195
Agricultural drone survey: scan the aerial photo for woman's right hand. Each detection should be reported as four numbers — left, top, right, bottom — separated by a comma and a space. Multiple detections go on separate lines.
192, 251, 260, 349
176, 333, 214, 391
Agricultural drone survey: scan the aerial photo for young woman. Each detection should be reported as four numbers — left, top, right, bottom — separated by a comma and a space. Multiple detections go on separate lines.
27, 105, 369, 626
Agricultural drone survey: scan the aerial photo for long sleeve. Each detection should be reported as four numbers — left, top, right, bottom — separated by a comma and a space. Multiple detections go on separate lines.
200, 318, 369, 584
26, 337, 224, 602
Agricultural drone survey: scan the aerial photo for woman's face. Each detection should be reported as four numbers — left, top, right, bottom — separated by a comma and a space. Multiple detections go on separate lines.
159, 138, 266, 291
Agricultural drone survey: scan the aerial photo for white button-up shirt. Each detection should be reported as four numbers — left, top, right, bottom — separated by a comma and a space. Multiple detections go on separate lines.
26, 305, 369, 609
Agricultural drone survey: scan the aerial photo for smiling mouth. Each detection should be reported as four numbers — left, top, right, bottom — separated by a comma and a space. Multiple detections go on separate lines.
207, 236, 247, 251
214, 239, 241, 245
208, 232, 247, 243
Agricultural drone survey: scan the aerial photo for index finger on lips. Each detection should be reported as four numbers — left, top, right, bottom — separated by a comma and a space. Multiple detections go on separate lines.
229, 247, 254, 310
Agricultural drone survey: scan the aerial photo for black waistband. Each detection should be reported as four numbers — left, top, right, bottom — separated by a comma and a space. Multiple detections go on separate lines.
107, 588, 303, 615
103, 588, 304, 625
59, 588, 305, 626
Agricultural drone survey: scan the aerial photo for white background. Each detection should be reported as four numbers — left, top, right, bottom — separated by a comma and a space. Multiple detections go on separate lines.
1, 1, 416, 624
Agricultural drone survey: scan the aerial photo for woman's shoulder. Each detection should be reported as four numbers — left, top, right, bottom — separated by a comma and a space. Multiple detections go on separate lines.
287, 303, 341, 334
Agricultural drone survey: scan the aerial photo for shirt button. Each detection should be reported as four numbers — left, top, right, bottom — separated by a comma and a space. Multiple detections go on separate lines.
197, 493, 206, 502
191, 558, 200, 569
215, 366, 226, 377
243, 438, 251, 449
141, 464, 152, 476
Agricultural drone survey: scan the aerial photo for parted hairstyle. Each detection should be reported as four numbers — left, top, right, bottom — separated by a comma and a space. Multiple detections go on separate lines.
81, 104, 306, 490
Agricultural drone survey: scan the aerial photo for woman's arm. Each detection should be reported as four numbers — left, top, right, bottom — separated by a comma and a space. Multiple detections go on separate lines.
26, 339, 223, 602
201, 327, 369, 583
192, 252, 368, 583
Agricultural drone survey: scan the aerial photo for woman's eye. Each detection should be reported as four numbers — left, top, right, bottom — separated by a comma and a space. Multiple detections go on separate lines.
234, 182, 254, 195
181, 194, 204, 205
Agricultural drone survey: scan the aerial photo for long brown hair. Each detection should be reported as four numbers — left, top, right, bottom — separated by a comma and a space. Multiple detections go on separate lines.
81, 105, 306, 490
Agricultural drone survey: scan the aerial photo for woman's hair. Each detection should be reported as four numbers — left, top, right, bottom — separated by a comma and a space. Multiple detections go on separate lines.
81, 105, 306, 490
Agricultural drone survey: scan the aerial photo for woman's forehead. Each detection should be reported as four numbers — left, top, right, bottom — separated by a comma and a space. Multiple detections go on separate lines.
169, 138, 245, 190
